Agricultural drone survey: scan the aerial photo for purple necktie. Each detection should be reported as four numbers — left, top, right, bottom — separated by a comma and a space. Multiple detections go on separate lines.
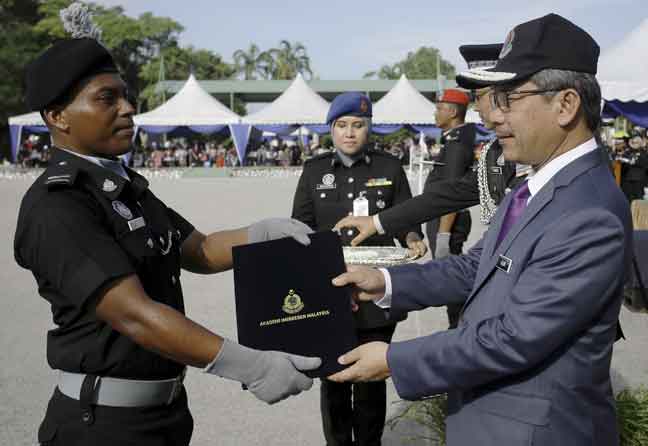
495, 181, 530, 248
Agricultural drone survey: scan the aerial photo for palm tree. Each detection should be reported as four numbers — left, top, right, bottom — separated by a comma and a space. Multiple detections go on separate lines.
233, 44, 262, 80
256, 50, 276, 80
268, 40, 313, 80
363, 63, 402, 80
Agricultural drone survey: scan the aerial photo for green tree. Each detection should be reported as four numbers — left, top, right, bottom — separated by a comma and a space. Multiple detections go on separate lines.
266, 40, 313, 80
139, 45, 237, 111
233, 43, 263, 80
0, 0, 47, 160
34, 0, 184, 97
363, 46, 455, 80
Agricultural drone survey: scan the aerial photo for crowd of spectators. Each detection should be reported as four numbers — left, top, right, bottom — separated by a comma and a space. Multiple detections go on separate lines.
13, 136, 423, 169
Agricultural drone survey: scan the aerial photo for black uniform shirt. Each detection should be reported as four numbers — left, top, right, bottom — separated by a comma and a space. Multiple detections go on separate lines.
292, 149, 421, 246
380, 138, 520, 234
14, 148, 194, 379
427, 123, 477, 184
291, 149, 420, 329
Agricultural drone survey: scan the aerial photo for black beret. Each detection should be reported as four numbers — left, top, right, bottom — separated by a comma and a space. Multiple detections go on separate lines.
25, 37, 118, 111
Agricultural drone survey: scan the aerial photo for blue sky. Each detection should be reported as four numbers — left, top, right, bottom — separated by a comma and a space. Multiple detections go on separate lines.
97, 0, 646, 79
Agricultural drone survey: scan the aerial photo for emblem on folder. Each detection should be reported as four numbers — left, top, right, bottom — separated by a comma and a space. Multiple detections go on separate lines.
282, 289, 305, 315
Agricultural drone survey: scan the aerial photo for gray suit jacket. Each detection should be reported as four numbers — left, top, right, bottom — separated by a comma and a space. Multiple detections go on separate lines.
386, 148, 632, 445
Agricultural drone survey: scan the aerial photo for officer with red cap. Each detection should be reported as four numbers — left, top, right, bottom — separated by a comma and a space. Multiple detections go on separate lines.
424, 88, 476, 327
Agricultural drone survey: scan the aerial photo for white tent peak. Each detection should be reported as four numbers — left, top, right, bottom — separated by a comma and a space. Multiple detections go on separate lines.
134, 73, 240, 126
372, 74, 437, 125
598, 18, 648, 102
243, 73, 330, 124
8, 111, 45, 126
599, 18, 648, 84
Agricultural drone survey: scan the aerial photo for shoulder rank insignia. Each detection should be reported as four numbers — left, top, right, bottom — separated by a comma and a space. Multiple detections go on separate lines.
44, 167, 78, 189
282, 289, 304, 315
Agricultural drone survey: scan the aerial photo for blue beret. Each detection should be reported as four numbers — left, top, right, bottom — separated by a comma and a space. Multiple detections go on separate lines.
25, 38, 118, 111
326, 92, 372, 125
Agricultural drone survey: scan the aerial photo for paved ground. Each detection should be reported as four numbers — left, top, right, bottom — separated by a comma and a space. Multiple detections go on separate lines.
1, 174, 647, 446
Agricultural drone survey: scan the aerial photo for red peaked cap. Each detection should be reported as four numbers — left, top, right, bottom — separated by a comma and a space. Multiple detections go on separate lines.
438, 89, 470, 106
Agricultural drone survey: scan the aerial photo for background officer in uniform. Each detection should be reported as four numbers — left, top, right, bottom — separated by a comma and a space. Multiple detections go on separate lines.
333, 44, 525, 253
618, 133, 648, 202
424, 89, 476, 264
291, 92, 424, 446
14, 5, 319, 445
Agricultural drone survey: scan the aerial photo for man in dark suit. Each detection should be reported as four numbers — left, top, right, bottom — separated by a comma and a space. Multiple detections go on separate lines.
292, 92, 424, 446
328, 14, 632, 446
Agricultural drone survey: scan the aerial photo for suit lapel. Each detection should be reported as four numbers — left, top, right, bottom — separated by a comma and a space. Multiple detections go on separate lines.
462, 147, 605, 311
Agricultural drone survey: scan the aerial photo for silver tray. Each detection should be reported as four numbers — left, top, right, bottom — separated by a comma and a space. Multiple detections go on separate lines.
343, 246, 420, 267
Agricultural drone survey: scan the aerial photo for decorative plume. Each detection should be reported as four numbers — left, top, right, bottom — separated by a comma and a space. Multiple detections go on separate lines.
59, 2, 102, 40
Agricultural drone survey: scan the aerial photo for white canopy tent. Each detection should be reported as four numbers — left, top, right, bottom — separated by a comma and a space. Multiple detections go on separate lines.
134, 73, 240, 126
597, 18, 648, 127
372, 74, 437, 124
133, 74, 251, 161
8, 111, 46, 127
242, 73, 329, 125
598, 18, 648, 102
8, 112, 48, 161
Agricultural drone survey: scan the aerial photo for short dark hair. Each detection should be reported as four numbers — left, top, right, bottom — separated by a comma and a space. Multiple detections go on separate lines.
529, 69, 602, 132
449, 103, 468, 121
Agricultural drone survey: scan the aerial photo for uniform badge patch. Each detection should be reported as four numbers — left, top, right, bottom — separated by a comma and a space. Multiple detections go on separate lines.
322, 174, 335, 186
112, 201, 133, 220
103, 179, 117, 192
317, 173, 337, 190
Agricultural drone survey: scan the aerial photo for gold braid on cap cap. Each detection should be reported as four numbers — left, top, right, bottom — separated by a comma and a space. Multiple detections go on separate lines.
60, 2, 102, 41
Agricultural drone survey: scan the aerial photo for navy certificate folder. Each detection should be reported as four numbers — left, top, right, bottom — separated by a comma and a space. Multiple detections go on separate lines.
232, 231, 358, 378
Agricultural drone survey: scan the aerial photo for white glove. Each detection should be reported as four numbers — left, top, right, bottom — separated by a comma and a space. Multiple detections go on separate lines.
434, 232, 451, 259
204, 339, 321, 404
248, 218, 313, 245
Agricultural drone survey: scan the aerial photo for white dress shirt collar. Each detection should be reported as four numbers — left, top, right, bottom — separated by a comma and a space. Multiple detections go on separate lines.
526, 137, 598, 201
59, 147, 130, 181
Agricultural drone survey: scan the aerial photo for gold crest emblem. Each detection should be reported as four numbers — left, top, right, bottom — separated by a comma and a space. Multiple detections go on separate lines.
282, 289, 304, 315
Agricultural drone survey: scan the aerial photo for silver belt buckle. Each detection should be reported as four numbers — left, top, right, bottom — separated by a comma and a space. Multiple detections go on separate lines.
167, 368, 186, 405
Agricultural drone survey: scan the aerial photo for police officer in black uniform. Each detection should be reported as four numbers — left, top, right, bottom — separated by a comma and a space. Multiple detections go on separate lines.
618, 133, 648, 202
14, 5, 320, 445
424, 89, 476, 263
333, 44, 527, 270
292, 92, 425, 446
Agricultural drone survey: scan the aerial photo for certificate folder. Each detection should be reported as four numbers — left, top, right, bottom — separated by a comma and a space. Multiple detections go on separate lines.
232, 231, 358, 378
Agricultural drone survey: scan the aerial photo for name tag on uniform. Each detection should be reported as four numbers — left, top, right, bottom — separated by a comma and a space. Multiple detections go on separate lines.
128, 216, 146, 231
496, 255, 512, 273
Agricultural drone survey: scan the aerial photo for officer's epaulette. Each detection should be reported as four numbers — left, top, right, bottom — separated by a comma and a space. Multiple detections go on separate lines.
43, 163, 79, 189
304, 151, 334, 164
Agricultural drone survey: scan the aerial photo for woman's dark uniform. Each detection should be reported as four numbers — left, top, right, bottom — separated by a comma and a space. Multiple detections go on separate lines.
292, 93, 422, 446
15, 148, 196, 445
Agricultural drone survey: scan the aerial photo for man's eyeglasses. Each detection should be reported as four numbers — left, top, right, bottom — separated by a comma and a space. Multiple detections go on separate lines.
490, 89, 561, 112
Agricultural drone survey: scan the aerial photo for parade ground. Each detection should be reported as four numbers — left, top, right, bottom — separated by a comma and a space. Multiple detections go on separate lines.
2, 174, 648, 446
